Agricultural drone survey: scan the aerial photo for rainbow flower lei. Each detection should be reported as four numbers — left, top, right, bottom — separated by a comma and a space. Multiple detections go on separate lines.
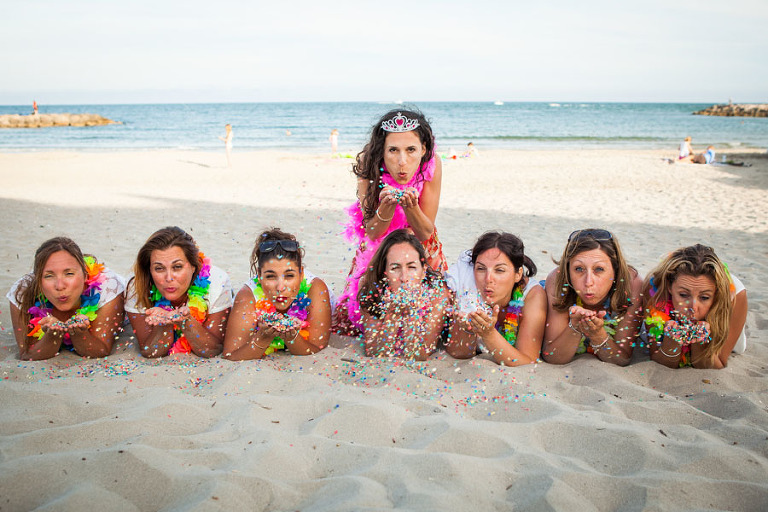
495, 287, 524, 346
28, 255, 106, 344
151, 252, 211, 355
252, 276, 311, 355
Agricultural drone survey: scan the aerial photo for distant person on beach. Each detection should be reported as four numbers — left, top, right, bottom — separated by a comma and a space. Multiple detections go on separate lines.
358, 230, 451, 360
641, 244, 747, 369
125, 227, 234, 358
222, 228, 333, 360
463, 142, 479, 158
445, 231, 546, 366
541, 229, 644, 366
678, 136, 693, 161
330, 129, 339, 155
218, 124, 233, 167
7, 237, 126, 360
334, 108, 447, 336
692, 145, 716, 164
32, 100, 38, 115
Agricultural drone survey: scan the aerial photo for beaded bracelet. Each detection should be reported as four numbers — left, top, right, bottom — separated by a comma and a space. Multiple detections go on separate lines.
589, 333, 611, 349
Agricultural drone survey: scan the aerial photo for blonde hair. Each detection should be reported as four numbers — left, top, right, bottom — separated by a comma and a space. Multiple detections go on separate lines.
551, 229, 635, 315
642, 244, 732, 361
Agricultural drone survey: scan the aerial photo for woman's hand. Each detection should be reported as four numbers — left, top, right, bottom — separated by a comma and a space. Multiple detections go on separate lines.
145, 307, 188, 326
467, 304, 500, 340
569, 305, 607, 339
39, 315, 67, 334
399, 187, 419, 209
64, 314, 91, 335
665, 309, 711, 346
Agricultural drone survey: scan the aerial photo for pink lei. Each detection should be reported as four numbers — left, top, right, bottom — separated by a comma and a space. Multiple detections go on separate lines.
337, 156, 436, 328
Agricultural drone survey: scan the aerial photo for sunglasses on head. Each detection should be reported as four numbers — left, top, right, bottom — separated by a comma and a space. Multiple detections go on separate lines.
568, 229, 613, 242
259, 239, 299, 253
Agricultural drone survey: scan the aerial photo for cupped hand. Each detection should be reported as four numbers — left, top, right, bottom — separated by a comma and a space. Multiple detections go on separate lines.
399, 188, 419, 209
468, 304, 500, 339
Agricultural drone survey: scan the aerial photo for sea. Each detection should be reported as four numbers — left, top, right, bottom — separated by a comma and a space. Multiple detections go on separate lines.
0, 102, 765, 152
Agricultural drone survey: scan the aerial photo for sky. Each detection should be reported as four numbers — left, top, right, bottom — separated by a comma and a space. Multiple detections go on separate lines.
1, 0, 767, 104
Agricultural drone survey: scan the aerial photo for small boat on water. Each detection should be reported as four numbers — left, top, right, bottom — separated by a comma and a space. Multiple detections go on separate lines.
494, 101, 504, 106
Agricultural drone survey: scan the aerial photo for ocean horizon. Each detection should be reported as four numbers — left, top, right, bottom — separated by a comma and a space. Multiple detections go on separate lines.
1, 101, 765, 152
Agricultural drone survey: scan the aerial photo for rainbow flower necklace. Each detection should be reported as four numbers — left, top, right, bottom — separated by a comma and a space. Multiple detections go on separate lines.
27, 255, 105, 344
495, 287, 525, 346
252, 276, 311, 355
150, 253, 211, 355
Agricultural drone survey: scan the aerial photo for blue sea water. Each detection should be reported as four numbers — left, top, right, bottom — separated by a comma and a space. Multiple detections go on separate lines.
0, 102, 765, 151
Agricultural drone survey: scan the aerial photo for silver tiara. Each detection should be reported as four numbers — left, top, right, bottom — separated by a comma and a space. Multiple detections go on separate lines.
380, 112, 420, 132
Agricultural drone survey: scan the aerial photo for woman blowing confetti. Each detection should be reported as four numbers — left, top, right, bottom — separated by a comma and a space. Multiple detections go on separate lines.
445, 231, 546, 366
125, 226, 233, 358
335, 109, 447, 335
223, 228, 333, 360
358, 230, 451, 361
642, 244, 748, 369
7, 237, 125, 360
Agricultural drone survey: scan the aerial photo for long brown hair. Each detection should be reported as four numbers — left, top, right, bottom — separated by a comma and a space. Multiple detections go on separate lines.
131, 226, 200, 310
16, 237, 87, 328
551, 229, 635, 314
358, 229, 443, 318
642, 244, 732, 361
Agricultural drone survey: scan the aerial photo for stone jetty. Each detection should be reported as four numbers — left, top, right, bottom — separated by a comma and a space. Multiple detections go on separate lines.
694, 104, 768, 117
0, 113, 118, 128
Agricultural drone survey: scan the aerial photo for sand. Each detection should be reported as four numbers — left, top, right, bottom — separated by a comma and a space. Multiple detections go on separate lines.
1, 148, 767, 511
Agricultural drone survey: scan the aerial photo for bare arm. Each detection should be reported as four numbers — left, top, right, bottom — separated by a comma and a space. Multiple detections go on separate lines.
129, 312, 175, 358
402, 158, 442, 241
716, 289, 747, 367
179, 309, 229, 358
483, 285, 546, 366
10, 303, 64, 360
541, 269, 582, 364
284, 278, 332, 356
67, 295, 125, 358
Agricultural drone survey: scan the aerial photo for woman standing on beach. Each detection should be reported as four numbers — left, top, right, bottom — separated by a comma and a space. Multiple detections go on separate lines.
542, 229, 643, 366
219, 123, 233, 168
125, 226, 234, 358
222, 229, 332, 360
335, 109, 447, 335
642, 245, 747, 369
358, 230, 451, 360
445, 232, 546, 366
7, 237, 126, 360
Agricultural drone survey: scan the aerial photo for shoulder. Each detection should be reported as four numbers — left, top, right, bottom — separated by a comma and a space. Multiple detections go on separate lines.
544, 268, 560, 294
207, 265, 234, 313
97, 267, 127, 307
6, 273, 33, 307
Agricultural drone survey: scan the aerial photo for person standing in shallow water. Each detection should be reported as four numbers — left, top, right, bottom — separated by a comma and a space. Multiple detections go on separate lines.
219, 123, 233, 168
334, 109, 447, 336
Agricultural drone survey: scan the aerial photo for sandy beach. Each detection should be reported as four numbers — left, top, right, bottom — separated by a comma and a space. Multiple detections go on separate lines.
1, 148, 767, 511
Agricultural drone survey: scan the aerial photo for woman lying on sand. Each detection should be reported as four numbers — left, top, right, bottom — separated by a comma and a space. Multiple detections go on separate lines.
642, 244, 748, 369
335, 109, 447, 335
542, 229, 643, 366
358, 230, 451, 360
222, 229, 332, 360
7, 237, 125, 360
125, 226, 233, 358
445, 231, 546, 366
